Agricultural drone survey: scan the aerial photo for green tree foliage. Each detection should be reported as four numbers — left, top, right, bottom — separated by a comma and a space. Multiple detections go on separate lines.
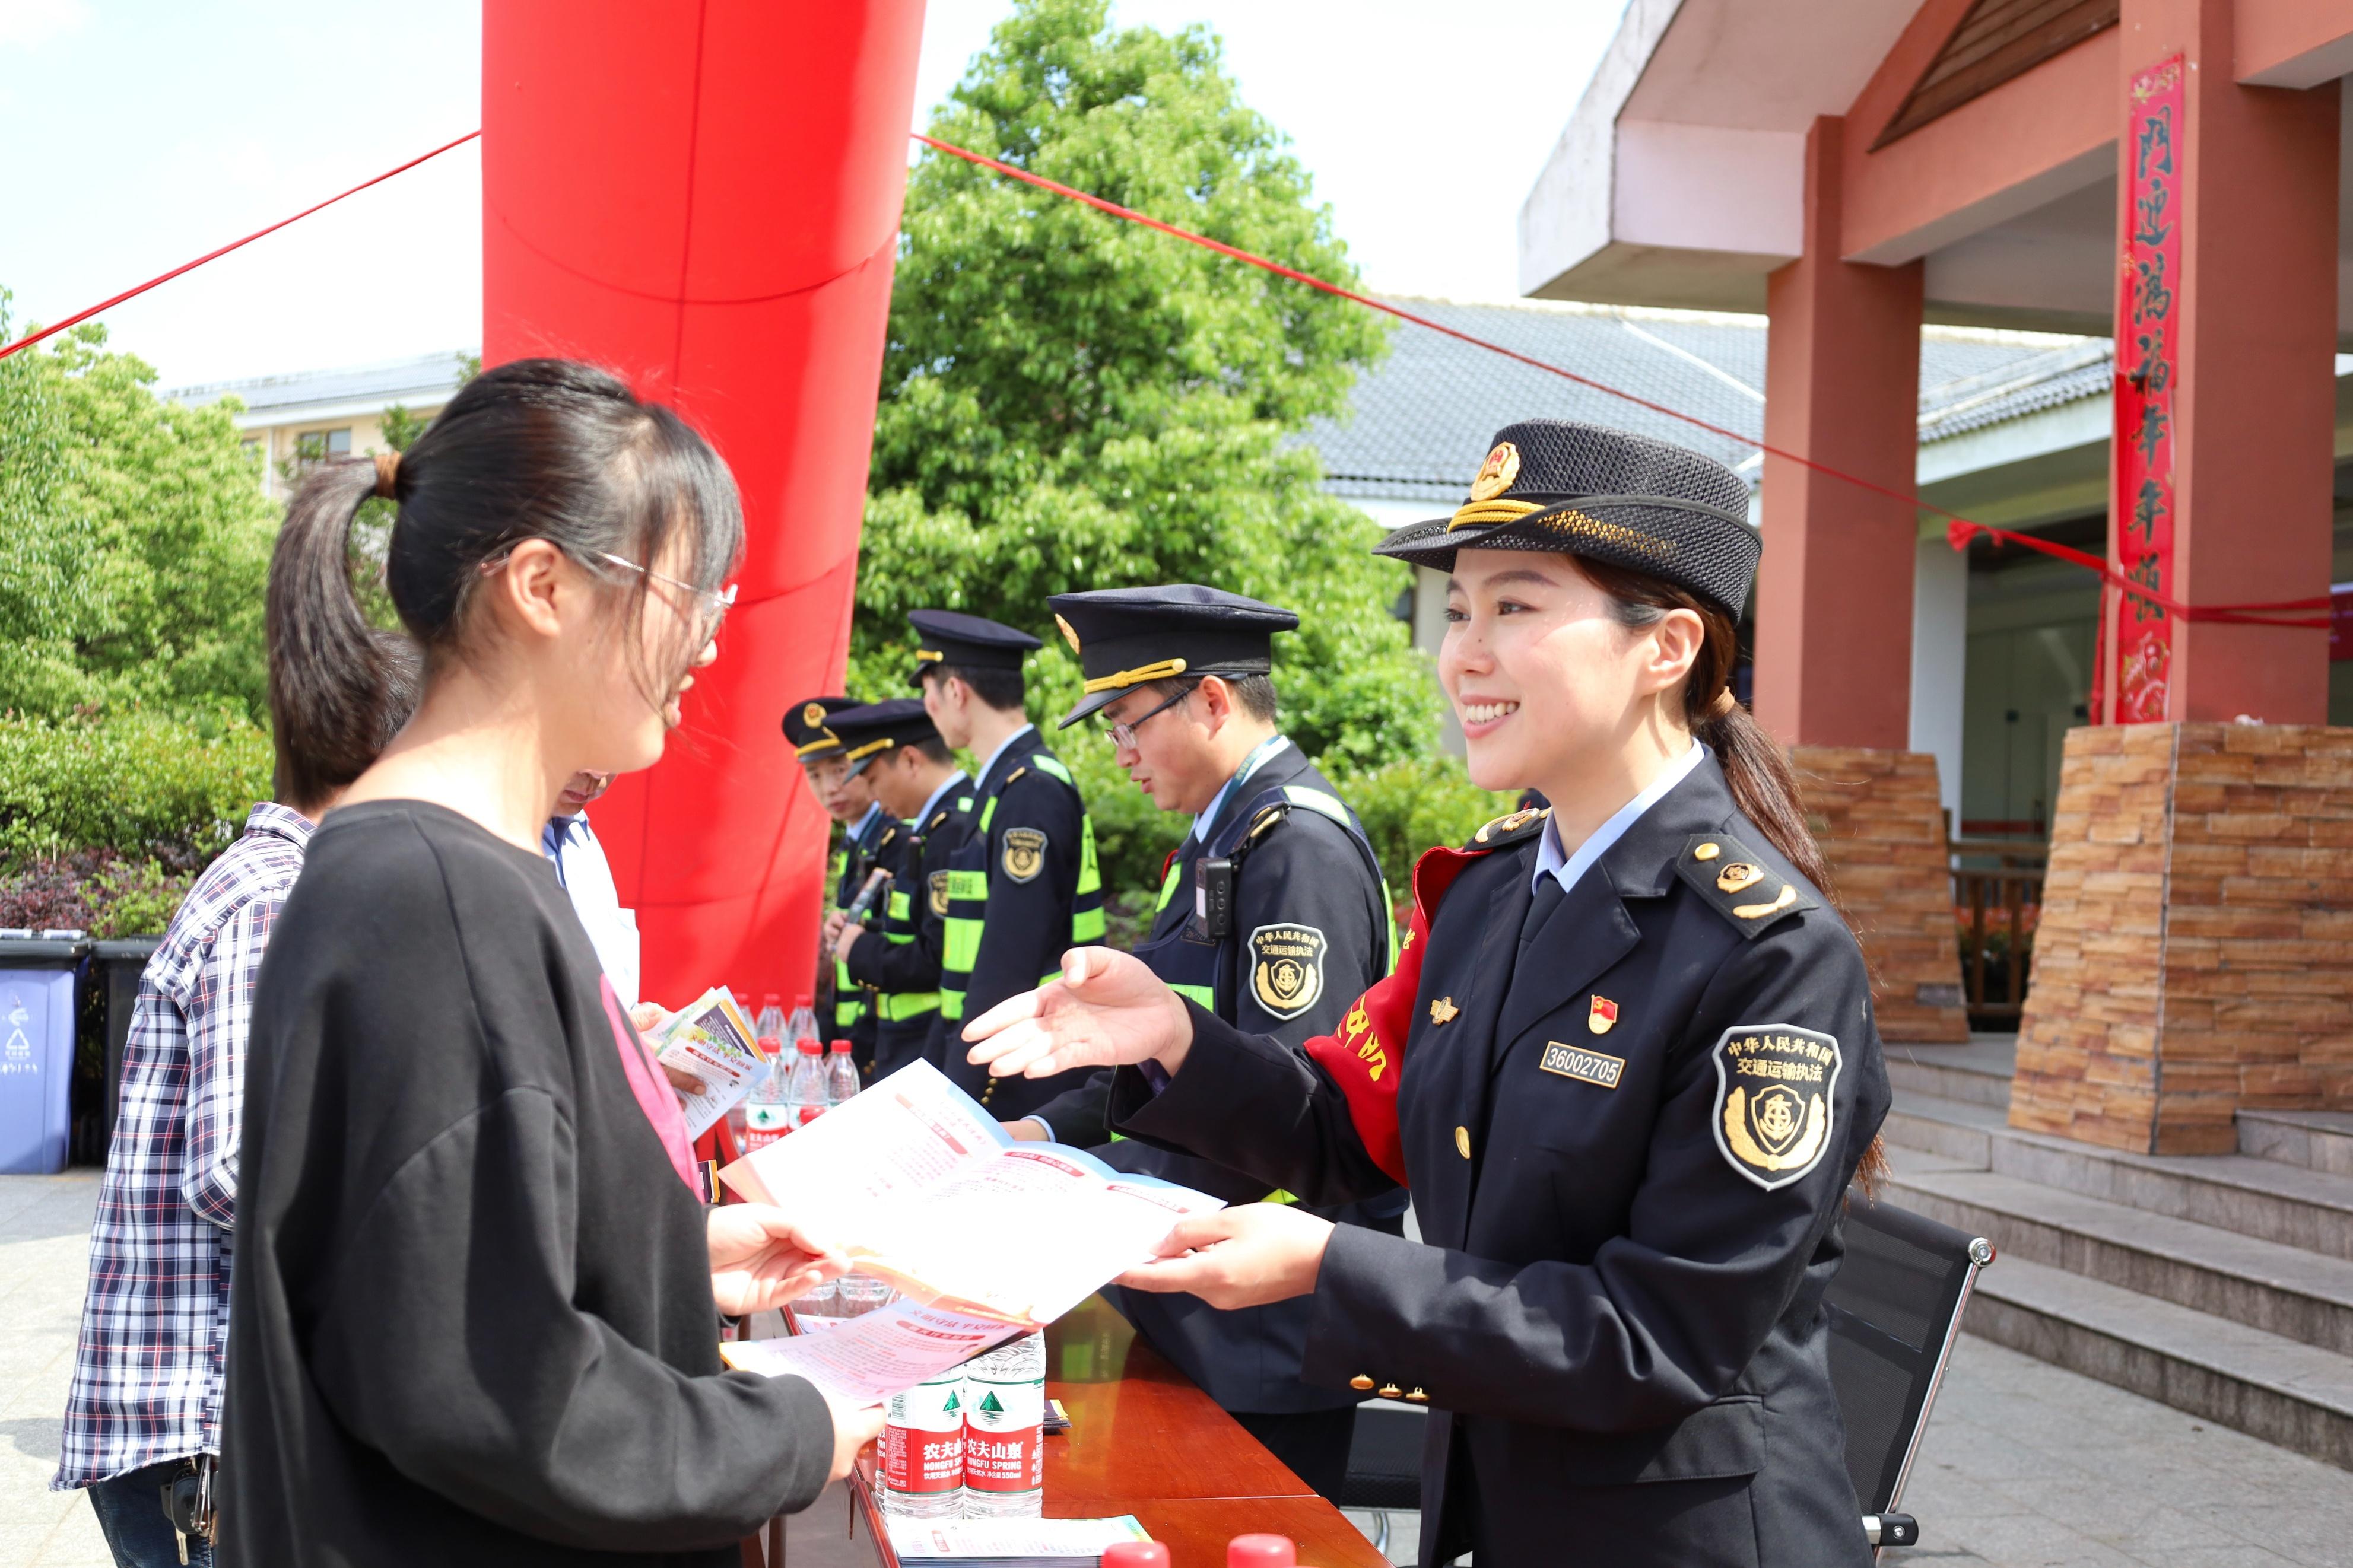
855, 0, 1441, 810
0, 292, 276, 721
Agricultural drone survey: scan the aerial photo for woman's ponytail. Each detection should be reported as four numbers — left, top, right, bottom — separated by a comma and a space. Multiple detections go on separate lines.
266, 459, 421, 810
1580, 558, 1885, 1192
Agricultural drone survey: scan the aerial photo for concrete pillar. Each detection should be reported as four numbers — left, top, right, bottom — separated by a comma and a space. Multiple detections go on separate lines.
1757, 115, 1926, 749
1911, 533, 1970, 828
2104, 0, 2338, 724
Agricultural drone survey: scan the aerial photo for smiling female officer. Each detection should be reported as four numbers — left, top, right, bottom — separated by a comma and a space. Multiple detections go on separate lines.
962, 419, 1892, 1568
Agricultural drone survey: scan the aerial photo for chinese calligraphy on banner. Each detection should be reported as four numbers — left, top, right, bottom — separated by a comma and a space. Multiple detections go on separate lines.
2113, 55, 2184, 723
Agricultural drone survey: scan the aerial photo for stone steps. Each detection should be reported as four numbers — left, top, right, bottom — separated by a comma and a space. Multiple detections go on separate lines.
2241, 1109, 2353, 1179
1960, 1254, 2353, 1472
1885, 1148, 2353, 1356
1878, 1038, 2353, 1471
1888, 1087, 2353, 1263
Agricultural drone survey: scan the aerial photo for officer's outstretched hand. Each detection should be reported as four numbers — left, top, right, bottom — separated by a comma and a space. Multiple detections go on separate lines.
1115, 1203, 1335, 1309
962, 946, 1196, 1079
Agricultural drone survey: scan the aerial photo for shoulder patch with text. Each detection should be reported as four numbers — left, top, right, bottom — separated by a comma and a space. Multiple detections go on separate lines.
1001, 826, 1047, 883
1249, 923, 1328, 1020
1710, 1023, 1842, 1191
928, 870, 950, 918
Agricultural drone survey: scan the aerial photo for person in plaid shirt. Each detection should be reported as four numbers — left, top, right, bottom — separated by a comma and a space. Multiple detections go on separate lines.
55, 606, 419, 1567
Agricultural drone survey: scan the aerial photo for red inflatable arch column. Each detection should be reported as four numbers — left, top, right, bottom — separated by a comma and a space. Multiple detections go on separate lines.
481, 1, 928, 1007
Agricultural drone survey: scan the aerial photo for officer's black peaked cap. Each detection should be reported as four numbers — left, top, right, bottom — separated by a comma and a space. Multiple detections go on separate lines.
907, 609, 1042, 688
782, 694, 859, 761
827, 698, 942, 777
1046, 584, 1298, 729
1373, 419, 1760, 618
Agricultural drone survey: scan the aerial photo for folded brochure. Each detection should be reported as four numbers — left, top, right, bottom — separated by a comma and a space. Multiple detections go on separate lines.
719, 1058, 1224, 1329
887, 1515, 1150, 1563
649, 987, 766, 1140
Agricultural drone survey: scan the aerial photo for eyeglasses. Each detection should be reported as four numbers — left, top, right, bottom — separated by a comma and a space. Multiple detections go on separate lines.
475, 546, 739, 641
594, 551, 737, 641
1095, 682, 1196, 749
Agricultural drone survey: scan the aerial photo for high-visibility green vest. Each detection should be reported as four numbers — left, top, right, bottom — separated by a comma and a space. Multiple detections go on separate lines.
939, 750, 1103, 1023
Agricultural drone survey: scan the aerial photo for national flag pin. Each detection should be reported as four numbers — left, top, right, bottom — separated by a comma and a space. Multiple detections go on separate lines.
1588, 995, 1619, 1035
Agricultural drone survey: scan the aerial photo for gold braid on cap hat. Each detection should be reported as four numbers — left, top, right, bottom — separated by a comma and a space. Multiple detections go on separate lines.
373, 451, 400, 500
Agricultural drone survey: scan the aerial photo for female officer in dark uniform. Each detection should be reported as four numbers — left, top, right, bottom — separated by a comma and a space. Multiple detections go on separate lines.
962, 419, 1891, 1568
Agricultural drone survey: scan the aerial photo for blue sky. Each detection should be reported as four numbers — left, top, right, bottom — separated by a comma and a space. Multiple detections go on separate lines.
0, 0, 1629, 387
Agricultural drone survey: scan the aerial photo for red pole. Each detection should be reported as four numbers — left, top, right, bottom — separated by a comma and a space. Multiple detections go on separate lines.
481, 0, 928, 1007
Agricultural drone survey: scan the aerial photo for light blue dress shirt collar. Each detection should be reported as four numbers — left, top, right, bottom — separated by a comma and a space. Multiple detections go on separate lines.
1531, 740, 1707, 896
849, 800, 884, 844
913, 769, 971, 832
1192, 733, 1293, 845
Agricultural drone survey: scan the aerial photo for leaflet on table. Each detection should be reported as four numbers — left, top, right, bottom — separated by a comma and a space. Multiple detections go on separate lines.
649, 987, 765, 1139
720, 1298, 1018, 1402
887, 1514, 1152, 1562
719, 1058, 1224, 1328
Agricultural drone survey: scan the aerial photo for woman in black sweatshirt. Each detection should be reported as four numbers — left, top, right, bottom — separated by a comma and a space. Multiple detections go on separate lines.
221, 360, 880, 1566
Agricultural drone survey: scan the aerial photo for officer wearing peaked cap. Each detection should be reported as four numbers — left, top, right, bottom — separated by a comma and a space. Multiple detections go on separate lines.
786, 695, 889, 1063
824, 700, 973, 1082
964, 420, 1892, 1568
1012, 584, 1406, 1499
910, 609, 1106, 1117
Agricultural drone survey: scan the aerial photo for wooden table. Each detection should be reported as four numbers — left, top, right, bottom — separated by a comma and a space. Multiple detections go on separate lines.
782, 1295, 1390, 1567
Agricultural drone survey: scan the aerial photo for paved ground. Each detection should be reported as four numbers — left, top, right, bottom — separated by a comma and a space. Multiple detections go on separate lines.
8, 1171, 2352, 1568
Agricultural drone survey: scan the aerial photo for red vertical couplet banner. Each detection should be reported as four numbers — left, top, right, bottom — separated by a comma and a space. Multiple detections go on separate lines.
2111, 55, 2184, 724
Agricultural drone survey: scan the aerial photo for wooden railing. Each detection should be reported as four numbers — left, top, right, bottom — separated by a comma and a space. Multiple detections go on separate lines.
1951, 837, 2047, 1025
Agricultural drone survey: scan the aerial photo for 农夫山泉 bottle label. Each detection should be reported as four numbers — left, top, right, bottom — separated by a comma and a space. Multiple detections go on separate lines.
884, 1376, 966, 1495
963, 1375, 1044, 1493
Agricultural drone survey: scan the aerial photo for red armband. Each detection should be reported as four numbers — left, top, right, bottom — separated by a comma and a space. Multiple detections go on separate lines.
1305, 844, 1481, 1184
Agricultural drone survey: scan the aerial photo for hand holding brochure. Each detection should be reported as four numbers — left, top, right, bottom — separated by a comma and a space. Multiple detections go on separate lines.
720, 1059, 1223, 1329
720, 1298, 1018, 1402
649, 987, 765, 1140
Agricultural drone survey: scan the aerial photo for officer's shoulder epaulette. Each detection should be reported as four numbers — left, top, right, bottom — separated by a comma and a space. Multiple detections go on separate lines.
926, 809, 950, 832
1674, 830, 1814, 939
1465, 805, 1549, 851
876, 822, 901, 851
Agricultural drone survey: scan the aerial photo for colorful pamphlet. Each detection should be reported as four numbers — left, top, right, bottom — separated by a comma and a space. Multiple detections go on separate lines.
719, 1058, 1223, 1328
650, 987, 765, 1140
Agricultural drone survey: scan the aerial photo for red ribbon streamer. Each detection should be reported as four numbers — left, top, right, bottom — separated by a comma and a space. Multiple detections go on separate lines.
5, 122, 2326, 629
913, 133, 2329, 629
0, 130, 481, 365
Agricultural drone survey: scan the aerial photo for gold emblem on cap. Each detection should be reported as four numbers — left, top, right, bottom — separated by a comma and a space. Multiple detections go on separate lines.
1468, 441, 1521, 502
1055, 613, 1082, 655
1694, 842, 1721, 861
1716, 863, 1764, 894
802, 702, 826, 729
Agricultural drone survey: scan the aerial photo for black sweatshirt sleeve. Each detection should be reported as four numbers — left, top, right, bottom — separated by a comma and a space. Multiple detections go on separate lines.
308, 1091, 832, 1547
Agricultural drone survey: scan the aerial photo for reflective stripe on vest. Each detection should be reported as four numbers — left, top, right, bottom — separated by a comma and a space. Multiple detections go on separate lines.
939, 746, 1103, 1021
877, 990, 939, 1022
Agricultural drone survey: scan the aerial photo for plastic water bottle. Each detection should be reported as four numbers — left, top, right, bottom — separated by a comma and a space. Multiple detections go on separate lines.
754, 992, 787, 1045
787, 993, 821, 1049
784, 1036, 830, 1131
881, 1366, 967, 1518
742, 1041, 791, 1150
961, 1332, 1046, 1516
826, 1038, 860, 1106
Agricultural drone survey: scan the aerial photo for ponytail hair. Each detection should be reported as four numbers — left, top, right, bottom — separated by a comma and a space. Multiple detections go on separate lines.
1576, 558, 1839, 911
268, 460, 424, 810
266, 360, 742, 780
1576, 556, 1886, 1192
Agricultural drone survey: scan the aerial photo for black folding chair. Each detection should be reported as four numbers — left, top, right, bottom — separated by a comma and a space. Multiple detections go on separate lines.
1339, 1401, 1426, 1557
1824, 1195, 1995, 1556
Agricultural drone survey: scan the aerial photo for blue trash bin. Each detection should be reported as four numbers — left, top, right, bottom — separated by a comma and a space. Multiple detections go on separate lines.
0, 933, 90, 1174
